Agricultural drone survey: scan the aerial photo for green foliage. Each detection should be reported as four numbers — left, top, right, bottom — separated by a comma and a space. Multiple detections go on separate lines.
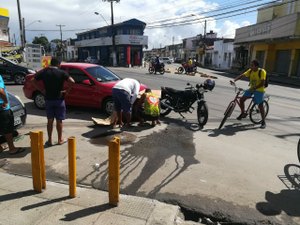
32, 36, 50, 52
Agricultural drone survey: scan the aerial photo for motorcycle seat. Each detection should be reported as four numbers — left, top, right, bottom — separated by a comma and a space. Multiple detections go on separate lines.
163, 87, 188, 95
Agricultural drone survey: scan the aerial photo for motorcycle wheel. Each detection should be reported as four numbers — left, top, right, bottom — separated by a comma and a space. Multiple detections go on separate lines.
159, 68, 165, 75
197, 101, 208, 127
148, 67, 155, 74
160, 97, 172, 116
177, 67, 184, 74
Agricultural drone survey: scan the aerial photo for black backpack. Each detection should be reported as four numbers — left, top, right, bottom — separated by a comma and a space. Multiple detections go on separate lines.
251, 69, 269, 88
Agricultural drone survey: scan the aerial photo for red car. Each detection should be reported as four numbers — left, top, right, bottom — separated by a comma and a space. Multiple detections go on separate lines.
23, 62, 147, 115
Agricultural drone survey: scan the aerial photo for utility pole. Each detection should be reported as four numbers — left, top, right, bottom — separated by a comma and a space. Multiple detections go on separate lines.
56, 24, 65, 60
16, 0, 25, 48
22, 18, 26, 45
103, 0, 120, 67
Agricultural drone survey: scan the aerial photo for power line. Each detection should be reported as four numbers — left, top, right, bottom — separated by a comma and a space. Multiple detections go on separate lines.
146, 0, 278, 29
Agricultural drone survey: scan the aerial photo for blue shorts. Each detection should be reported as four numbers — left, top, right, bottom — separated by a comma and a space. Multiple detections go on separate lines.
243, 90, 264, 105
45, 99, 66, 120
112, 88, 131, 113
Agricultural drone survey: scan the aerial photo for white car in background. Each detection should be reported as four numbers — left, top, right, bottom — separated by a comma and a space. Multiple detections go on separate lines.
159, 57, 172, 64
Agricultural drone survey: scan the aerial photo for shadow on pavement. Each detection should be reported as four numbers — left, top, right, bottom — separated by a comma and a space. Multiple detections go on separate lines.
205, 122, 260, 137
257, 164, 300, 217
24, 102, 107, 122
61, 203, 113, 221
256, 190, 300, 216
21, 196, 71, 211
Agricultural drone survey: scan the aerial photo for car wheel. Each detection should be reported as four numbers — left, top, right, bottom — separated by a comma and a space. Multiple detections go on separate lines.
103, 98, 114, 115
14, 74, 25, 85
34, 92, 46, 109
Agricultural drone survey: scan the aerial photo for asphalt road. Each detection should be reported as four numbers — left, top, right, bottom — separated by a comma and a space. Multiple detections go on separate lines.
3, 65, 300, 225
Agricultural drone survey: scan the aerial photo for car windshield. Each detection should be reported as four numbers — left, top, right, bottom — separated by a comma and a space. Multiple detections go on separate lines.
0, 56, 16, 66
85, 66, 121, 82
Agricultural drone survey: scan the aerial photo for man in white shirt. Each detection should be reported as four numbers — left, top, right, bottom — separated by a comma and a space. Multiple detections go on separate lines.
112, 78, 140, 127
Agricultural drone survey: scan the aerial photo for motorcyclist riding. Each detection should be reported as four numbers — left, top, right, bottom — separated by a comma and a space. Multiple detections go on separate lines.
154, 56, 160, 74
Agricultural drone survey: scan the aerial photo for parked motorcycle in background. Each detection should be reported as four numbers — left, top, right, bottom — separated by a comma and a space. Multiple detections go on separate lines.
160, 79, 215, 127
177, 62, 197, 74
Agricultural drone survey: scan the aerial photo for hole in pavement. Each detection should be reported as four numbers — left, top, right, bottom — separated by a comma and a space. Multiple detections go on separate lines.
180, 205, 247, 225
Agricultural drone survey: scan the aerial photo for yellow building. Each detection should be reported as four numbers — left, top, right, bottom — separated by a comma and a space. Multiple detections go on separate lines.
0, 8, 10, 44
235, 0, 300, 77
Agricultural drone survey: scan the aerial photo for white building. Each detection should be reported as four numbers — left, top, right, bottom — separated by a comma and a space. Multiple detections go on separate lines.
65, 38, 78, 61
207, 39, 235, 70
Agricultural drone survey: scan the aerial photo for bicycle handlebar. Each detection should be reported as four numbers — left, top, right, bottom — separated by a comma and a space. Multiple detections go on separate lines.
230, 80, 244, 94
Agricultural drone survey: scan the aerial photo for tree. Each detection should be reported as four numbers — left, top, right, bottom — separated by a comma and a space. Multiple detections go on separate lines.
32, 36, 50, 53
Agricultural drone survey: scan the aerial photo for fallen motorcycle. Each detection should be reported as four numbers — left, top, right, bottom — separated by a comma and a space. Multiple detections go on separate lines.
160, 79, 215, 127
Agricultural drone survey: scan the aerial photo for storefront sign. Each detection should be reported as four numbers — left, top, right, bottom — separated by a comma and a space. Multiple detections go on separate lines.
235, 13, 299, 44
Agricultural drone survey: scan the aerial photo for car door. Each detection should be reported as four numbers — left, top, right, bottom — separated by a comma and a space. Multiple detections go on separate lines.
63, 67, 99, 107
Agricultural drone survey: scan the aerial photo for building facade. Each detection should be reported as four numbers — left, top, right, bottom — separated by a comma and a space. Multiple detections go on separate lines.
235, 0, 300, 77
0, 8, 10, 46
75, 19, 147, 66
205, 39, 235, 70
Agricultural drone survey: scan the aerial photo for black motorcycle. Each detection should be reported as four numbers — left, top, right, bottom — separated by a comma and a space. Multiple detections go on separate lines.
148, 62, 165, 75
160, 79, 215, 127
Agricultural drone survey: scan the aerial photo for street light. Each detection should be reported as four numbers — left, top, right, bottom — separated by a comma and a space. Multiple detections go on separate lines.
23, 20, 42, 44
94, 12, 109, 26
102, 0, 120, 67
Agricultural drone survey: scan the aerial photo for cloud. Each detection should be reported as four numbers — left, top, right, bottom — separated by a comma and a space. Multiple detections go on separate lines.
2, 0, 255, 48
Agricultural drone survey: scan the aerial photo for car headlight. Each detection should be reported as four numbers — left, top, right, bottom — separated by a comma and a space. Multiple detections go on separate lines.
14, 95, 25, 108
28, 69, 36, 74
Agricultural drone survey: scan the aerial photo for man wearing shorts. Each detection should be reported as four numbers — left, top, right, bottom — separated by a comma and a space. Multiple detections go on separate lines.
0, 75, 25, 154
112, 78, 140, 127
32, 58, 75, 146
231, 59, 267, 128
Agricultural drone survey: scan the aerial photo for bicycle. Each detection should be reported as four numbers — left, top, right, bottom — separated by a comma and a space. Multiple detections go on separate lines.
218, 82, 270, 129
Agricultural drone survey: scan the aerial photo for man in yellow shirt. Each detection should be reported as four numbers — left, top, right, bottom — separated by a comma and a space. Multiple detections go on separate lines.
231, 59, 267, 128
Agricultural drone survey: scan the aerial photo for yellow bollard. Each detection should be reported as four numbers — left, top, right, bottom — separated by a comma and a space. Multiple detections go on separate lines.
38, 131, 46, 189
68, 136, 76, 198
30, 131, 42, 193
108, 137, 120, 206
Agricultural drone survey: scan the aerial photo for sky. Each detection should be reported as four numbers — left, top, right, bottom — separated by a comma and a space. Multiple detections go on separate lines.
1, 0, 275, 49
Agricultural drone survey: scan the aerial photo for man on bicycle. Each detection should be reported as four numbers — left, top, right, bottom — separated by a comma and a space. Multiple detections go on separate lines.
231, 59, 267, 129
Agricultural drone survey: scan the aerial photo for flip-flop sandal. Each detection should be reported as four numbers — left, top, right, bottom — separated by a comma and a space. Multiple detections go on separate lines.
57, 139, 67, 145
0, 144, 8, 153
44, 141, 53, 148
9, 147, 26, 155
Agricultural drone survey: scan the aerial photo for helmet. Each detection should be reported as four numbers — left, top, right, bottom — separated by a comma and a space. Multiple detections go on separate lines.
203, 79, 215, 91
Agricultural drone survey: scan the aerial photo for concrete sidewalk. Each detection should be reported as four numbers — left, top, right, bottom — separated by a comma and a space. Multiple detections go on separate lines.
0, 172, 202, 225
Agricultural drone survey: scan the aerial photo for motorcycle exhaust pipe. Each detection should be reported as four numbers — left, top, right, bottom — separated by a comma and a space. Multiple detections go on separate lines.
160, 101, 174, 110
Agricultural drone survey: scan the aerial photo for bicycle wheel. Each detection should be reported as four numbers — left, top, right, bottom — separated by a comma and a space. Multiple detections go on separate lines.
298, 138, 300, 163
218, 101, 236, 129
197, 101, 208, 127
284, 164, 300, 189
249, 100, 269, 124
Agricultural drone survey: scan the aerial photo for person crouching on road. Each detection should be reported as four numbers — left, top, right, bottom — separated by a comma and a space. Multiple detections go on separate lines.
112, 78, 140, 128
137, 88, 160, 126
31, 57, 75, 146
